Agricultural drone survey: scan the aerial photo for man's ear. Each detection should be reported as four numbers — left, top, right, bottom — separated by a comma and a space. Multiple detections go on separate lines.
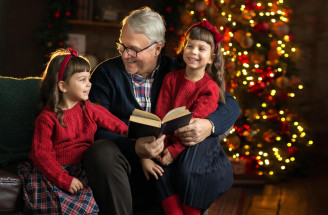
58, 81, 67, 93
154, 42, 163, 56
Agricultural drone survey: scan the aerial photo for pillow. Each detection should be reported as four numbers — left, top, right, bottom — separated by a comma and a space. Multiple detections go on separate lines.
0, 76, 41, 165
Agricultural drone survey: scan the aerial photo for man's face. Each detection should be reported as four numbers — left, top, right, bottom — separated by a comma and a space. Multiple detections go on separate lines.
119, 25, 161, 78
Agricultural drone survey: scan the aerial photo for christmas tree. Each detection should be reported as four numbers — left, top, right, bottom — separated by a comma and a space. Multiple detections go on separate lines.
158, 0, 313, 178
38, 0, 73, 62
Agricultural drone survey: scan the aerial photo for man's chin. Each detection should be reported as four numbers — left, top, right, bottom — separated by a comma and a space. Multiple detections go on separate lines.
124, 65, 138, 74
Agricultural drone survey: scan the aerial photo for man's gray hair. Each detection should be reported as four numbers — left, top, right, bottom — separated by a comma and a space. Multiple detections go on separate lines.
121, 7, 166, 46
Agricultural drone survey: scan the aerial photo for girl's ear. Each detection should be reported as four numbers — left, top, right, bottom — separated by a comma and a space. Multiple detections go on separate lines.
58, 81, 67, 93
209, 53, 216, 64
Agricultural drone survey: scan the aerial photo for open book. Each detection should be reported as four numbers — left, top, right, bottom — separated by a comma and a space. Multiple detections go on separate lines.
127, 106, 193, 139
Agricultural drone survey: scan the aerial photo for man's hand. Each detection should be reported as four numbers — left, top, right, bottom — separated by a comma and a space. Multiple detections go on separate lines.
69, 177, 84, 194
174, 118, 212, 146
156, 148, 174, 166
135, 135, 165, 159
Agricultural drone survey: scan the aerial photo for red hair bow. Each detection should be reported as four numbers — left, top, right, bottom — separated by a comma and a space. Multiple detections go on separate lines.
68, 47, 78, 57
58, 48, 79, 82
186, 20, 223, 52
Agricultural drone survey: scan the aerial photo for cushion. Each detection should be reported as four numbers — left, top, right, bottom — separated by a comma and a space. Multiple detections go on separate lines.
0, 76, 41, 165
0, 168, 23, 212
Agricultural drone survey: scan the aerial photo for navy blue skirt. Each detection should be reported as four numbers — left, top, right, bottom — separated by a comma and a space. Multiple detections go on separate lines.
155, 136, 233, 209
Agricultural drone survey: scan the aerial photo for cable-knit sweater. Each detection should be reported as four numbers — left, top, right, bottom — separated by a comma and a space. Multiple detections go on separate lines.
155, 69, 219, 158
29, 101, 127, 192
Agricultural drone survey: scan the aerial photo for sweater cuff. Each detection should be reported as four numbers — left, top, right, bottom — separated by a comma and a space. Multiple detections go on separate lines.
58, 175, 74, 192
166, 145, 179, 159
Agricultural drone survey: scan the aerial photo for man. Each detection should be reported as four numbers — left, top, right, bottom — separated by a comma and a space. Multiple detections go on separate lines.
83, 7, 240, 215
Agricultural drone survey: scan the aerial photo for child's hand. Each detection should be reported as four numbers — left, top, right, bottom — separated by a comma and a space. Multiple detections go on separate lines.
157, 148, 174, 166
140, 158, 164, 180
69, 177, 84, 194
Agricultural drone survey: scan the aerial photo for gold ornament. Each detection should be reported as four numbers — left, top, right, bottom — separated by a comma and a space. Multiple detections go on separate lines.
272, 21, 290, 36
263, 129, 277, 143
214, 15, 228, 27
268, 49, 279, 62
227, 135, 241, 149
206, 6, 217, 17
250, 51, 265, 64
242, 10, 256, 20
245, 130, 257, 142
180, 11, 193, 25
195, 1, 207, 13
234, 30, 245, 43
240, 36, 254, 49
276, 76, 290, 89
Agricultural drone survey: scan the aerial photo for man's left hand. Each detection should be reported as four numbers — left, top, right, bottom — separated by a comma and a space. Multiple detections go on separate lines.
174, 118, 212, 146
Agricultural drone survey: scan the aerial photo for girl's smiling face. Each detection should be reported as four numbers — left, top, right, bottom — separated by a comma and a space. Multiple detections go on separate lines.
183, 39, 214, 73
64, 71, 92, 102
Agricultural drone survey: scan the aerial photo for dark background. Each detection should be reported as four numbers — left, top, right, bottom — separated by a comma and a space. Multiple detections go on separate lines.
0, 0, 327, 164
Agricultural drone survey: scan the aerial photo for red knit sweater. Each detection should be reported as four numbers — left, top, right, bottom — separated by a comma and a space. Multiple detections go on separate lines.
29, 101, 127, 192
155, 69, 219, 159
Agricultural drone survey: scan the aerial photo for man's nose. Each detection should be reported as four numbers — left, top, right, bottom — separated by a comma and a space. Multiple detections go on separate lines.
122, 49, 132, 58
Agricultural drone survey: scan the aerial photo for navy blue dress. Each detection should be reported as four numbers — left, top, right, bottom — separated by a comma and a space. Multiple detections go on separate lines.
155, 136, 233, 209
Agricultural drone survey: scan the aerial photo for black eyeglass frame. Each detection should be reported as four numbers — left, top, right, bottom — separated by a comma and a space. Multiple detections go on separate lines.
116, 40, 158, 58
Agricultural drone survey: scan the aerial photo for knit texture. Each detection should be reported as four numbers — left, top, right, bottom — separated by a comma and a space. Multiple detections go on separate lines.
155, 69, 219, 158
0, 76, 41, 165
29, 101, 127, 191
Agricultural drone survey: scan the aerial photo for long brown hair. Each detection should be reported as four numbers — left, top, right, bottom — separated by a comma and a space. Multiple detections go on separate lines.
177, 27, 226, 103
39, 49, 91, 126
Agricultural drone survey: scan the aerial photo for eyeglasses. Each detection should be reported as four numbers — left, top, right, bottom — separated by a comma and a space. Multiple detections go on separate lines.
116, 41, 157, 58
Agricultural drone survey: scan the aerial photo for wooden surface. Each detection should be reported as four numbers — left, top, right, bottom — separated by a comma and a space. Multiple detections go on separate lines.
209, 174, 328, 215
209, 139, 328, 215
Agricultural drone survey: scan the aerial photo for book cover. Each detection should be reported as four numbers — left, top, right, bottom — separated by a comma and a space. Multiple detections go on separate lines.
127, 107, 192, 139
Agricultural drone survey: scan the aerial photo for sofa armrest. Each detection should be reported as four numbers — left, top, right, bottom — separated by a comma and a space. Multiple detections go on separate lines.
0, 168, 23, 213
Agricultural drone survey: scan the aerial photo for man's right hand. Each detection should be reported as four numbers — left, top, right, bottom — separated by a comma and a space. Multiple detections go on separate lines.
135, 135, 165, 159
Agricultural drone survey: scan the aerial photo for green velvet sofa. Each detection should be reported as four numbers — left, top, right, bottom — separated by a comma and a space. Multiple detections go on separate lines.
0, 76, 41, 214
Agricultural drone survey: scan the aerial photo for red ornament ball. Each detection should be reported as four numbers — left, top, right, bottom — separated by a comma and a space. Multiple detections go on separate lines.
54, 11, 60, 19
66, 11, 71, 17
287, 146, 298, 157
249, 82, 266, 94
245, 0, 257, 10
238, 54, 250, 64
254, 21, 269, 34
165, 6, 172, 13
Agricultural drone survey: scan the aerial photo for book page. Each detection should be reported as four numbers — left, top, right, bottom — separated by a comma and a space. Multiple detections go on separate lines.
162, 106, 191, 122
132, 109, 161, 121
129, 115, 162, 128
